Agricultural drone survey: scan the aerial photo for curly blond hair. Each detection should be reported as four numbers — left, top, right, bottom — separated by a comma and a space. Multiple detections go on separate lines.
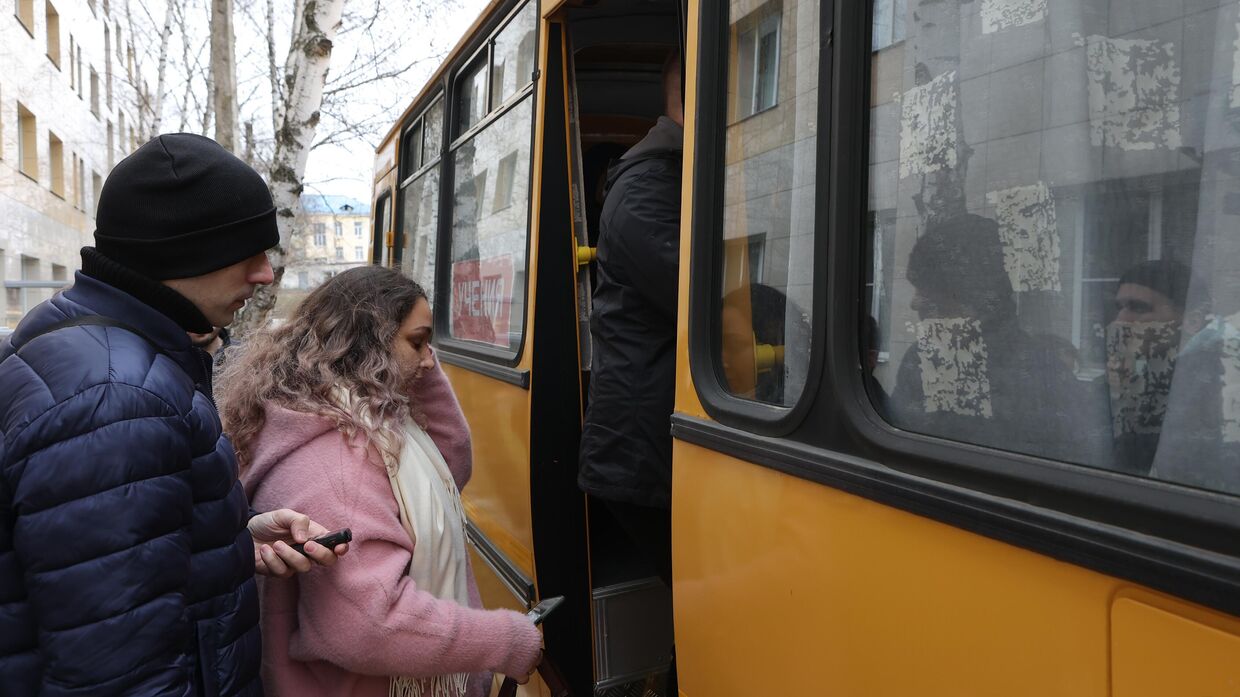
219, 266, 427, 471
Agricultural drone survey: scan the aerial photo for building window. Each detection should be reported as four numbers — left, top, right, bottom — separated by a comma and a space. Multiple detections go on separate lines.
118, 112, 126, 155
15, 0, 34, 35
334, 221, 342, 236
335, 246, 344, 260
493, 151, 518, 212
871, 0, 906, 50
76, 45, 83, 98
354, 246, 364, 261
314, 223, 326, 246
45, 2, 60, 68
736, 11, 781, 118
91, 171, 102, 216
48, 132, 64, 197
68, 35, 74, 87
354, 221, 363, 237
77, 156, 86, 209
89, 68, 99, 116
103, 26, 111, 108
17, 104, 38, 181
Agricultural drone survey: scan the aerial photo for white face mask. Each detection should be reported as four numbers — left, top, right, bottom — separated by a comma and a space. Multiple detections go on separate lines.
916, 317, 994, 418
1106, 320, 1180, 436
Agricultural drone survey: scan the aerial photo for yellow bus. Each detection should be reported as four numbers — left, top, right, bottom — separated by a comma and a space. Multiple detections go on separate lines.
371, 0, 1240, 694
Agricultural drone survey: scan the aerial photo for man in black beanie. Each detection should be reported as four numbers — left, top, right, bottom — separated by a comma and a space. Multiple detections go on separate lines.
0, 134, 346, 696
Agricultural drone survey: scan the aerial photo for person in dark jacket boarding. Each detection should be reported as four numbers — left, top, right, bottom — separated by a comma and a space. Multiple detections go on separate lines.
0, 133, 346, 697
578, 48, 684, 696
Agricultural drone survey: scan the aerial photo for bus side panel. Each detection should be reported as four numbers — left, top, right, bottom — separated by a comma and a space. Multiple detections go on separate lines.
671, 439, 1240, 696
445, 364, 536, 577
467, 546, 552, 697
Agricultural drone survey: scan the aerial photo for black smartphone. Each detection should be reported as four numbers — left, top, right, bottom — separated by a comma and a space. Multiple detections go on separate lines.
525, 596, 565, 626
291, 528, 352, 556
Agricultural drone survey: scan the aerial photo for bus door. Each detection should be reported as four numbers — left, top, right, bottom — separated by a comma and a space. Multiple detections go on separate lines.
560, 1, 683, 694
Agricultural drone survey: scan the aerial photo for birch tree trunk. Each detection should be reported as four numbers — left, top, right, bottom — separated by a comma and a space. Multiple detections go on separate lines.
210, 0, 239, 151
150, 0, 175, 136
231, 0, 345, 335
266, 0, 280, 137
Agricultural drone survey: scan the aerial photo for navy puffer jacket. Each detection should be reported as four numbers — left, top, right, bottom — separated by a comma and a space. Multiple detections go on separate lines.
0, 272, 261, 696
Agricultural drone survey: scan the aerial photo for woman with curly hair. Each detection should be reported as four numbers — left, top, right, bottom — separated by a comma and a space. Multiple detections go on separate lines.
220, 266, 542, 697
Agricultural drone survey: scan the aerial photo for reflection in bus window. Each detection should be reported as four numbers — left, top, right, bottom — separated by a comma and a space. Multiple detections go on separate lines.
423, 98, 444, 162
864, 0, 1240, 496
400, 167, 439, 298
491, 2, 536, 108
456, 57, 488, 135
716, 0, 817, 407
447, 97, 533, 352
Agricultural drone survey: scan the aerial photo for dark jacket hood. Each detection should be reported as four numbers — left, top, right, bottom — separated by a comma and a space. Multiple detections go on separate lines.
621, 116, 684, 162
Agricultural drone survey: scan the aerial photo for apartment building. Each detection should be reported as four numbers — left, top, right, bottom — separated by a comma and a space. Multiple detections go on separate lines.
1, 0, 147, 333
284, 194, 373, 290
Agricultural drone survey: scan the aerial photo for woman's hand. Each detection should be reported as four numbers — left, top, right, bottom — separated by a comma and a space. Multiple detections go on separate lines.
249, 508, 350, 577
513, 649, 543, 685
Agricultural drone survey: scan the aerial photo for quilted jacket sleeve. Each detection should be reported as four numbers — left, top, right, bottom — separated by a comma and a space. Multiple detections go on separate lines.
4, 380, 196, 696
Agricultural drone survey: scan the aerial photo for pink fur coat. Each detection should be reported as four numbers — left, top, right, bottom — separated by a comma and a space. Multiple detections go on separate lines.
241, 356, 542, 697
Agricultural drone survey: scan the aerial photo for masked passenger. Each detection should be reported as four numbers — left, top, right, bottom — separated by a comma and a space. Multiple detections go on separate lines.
1104, 260, 1206, 475
890, 214, 1084, 461
1115, 263, 1240, 493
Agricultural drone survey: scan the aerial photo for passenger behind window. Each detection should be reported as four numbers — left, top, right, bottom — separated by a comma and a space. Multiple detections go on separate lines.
889, 214, 1086, 461
1101, 260, 1208, 475
1133, 267, 1240, 494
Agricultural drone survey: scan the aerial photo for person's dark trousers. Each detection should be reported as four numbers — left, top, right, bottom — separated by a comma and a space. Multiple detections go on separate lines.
602, 499, 678, 694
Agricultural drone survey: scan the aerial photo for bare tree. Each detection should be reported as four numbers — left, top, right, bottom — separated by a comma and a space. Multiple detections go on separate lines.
210, 0, 239, 150
231, 0, 346, 334
150, 0, 177, 135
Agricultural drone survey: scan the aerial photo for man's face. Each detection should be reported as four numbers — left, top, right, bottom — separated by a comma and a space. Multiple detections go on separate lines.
164, 251, 275, 327
1114, 283, 1183, 325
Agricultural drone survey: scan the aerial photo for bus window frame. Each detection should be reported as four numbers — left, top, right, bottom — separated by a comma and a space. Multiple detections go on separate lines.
393, 89, 446, 276
678, 0, 1240, 618
399, 94, 445, 189
826, 0, 1240, 553
372, 188, 392, 267
433, 0, 539, 367
686, 0, 830, 436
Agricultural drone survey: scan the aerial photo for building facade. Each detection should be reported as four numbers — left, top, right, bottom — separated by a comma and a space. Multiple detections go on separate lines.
284, 194, 373, 290
1, 0, 146, 334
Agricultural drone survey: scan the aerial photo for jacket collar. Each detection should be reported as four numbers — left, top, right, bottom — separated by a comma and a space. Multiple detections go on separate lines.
52, 271, 208, 383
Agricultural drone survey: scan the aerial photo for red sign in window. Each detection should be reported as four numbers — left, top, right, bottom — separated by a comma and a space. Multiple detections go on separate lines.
450, 255, 514, 348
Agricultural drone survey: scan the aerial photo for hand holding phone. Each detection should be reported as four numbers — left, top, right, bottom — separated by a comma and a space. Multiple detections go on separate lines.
525, 596, 565, 626
292, 528, 352, 556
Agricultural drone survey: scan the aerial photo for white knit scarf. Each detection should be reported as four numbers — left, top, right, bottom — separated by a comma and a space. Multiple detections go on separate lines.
388, 416, 472, 697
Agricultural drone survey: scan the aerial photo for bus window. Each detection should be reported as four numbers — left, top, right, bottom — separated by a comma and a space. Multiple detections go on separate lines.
864, 0, 1240, 497
400, 166, 439, 297
372, 191, 391, 268
456, 55, 489, 135
445, 1, 537, 355
423, 97, 443, 163
398, 97, 444, 297
715, 0, 817, 407
490, 2, 537, 109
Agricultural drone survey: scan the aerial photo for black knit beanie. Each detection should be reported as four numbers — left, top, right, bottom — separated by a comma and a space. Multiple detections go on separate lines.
94, 133, 279, 280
